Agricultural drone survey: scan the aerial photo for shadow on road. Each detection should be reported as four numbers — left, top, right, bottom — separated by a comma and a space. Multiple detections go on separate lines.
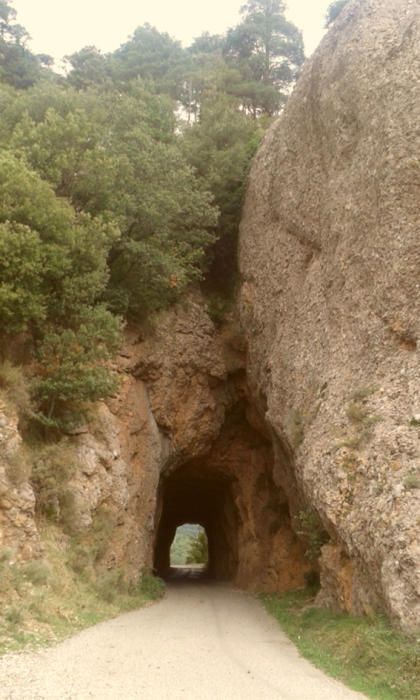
165, 565, 210, 584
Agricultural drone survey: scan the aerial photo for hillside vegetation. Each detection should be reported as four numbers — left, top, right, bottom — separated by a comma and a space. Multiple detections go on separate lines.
0, 0, 304, 432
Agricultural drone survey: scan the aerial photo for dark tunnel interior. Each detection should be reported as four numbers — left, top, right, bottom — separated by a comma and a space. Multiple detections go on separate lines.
153, 462, 240, 581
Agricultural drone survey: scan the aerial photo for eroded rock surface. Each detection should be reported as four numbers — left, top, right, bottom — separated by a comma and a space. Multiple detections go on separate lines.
1, 296, 308, 594
1, 0, 418, 636
0, 400, 40, 559
239, 0, 420, 631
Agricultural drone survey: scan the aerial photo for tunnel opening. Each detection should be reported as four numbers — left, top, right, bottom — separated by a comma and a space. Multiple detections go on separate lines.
153, 400, 311, 590
154, 461, 240, 581
170, 524, 209, 574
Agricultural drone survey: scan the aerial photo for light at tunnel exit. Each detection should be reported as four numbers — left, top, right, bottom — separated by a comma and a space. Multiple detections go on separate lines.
170, 524, 208, 568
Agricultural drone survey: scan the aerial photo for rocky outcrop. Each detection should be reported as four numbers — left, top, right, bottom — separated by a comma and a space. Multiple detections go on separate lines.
239, 0, 420, 631
116, 297, 308, 591
1, 0, 418, 637
0, 400, 40, 559
0, 295, 309, 594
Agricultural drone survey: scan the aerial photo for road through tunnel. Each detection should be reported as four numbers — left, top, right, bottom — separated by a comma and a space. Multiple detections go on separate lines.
154, 464, 239, 580
153, 403, 310, 590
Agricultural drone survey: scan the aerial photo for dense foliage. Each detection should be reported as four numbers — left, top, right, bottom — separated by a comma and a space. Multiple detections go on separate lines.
0, 0, 51, 88
0, 0, 304, 428
186, 531, 208, 565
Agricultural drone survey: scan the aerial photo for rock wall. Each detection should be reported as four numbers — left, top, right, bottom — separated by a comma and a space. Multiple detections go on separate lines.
0, 296, 308, 594
1, 0, 418, 636
0, 400, 40, 559
239, 0, 420, 631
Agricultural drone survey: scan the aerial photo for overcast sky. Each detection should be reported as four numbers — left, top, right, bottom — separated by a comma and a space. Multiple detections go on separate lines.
13, 0, 332, 65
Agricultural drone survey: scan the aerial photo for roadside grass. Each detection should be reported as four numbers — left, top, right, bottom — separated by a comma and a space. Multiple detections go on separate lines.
261, 589, 419, 700
0, 525, 164, 655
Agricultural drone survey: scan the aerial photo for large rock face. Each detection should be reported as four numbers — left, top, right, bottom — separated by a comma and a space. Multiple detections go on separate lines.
0, 400, 40, 559
0, 296, 309, 596
239, 0, 420, 631
1, 0, 418, 637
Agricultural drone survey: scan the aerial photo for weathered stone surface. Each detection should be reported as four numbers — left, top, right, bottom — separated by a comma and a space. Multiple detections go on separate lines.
239, 0, 420, 631
0, 400, 40, 559
130, 296, 229, 462
65, 296, 249, 579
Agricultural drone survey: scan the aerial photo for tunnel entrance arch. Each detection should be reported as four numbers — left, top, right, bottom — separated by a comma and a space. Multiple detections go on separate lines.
154, 462, 240, 581
152, 401, 310, 590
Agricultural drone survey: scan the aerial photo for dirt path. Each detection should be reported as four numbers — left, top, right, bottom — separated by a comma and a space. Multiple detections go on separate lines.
0, 583, 366, 699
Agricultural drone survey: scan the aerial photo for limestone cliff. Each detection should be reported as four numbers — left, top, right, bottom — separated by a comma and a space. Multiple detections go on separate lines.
0, 296, 308, 597
239, 0, 420, 631
0, 400, 40, 559
1, 0, 418, 638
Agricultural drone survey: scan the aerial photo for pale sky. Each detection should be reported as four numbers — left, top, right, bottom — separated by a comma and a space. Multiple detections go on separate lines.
13, 0, 332, 66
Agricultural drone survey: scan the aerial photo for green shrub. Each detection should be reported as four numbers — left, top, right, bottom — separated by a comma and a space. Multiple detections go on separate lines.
137, 573, 165, 601
31, 307, 121, 431
295, 510, 329, 561
186, 531, 208, 565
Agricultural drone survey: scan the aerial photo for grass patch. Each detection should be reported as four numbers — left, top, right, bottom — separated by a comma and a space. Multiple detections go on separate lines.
0, 525, 165, 656
261, 589, 419, 700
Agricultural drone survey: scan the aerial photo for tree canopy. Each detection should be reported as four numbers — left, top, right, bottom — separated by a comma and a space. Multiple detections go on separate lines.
225, 0, 304, 115
0, 2, 305, 428
0, 0, 50, 87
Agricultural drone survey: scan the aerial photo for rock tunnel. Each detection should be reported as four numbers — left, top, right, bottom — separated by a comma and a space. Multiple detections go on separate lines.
153, 401, 311, 590
154, 462, 239, 579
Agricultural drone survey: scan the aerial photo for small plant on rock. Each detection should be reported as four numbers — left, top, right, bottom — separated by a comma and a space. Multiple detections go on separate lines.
295, 510, 329, 561
338, 387, 381, 451
403, 474, 420, 490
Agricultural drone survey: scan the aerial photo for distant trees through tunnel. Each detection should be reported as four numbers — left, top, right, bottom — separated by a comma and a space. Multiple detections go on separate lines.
170, 524, 208, 568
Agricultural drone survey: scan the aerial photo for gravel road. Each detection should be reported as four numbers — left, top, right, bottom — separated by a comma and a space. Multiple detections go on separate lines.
0, 582, 367, 699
